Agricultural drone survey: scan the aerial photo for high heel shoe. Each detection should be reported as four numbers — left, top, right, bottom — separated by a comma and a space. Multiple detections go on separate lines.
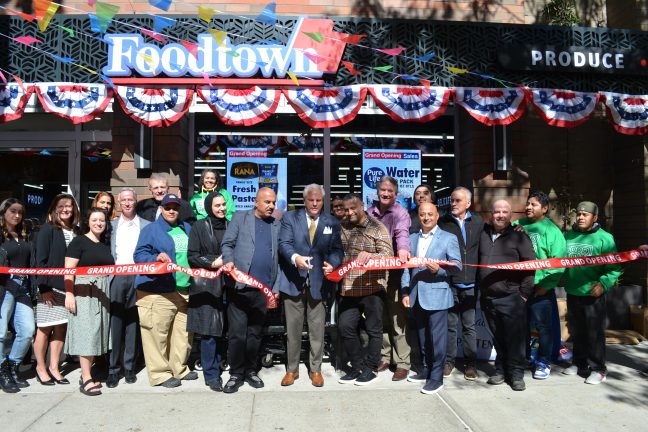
36, 370, 55, 386
48, 369, 70, 385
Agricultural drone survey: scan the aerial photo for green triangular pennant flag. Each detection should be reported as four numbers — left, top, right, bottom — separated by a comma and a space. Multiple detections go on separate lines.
373, 65, 393, 71
303, 31, 323, 43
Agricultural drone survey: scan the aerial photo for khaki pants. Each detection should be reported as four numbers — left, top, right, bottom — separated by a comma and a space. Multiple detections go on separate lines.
381, 270, 411, 369
136, 290, 192, 386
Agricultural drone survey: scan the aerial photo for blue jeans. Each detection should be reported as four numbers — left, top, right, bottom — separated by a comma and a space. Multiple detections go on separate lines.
0, 283, 36, 363
201, 335, 222, 384
528, 290, 555, 365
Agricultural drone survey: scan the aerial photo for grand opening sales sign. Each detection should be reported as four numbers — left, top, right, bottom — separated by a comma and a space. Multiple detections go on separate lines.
362, 149, 422, 210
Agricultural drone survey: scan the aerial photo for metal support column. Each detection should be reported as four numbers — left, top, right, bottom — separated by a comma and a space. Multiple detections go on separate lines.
323, 127, 331, 214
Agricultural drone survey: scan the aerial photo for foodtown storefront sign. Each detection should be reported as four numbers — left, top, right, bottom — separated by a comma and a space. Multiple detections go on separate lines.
102, 18, 347, 79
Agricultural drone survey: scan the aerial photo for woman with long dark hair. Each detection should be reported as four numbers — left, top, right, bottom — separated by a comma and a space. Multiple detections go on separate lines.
34, 193, 80, 386
189, 169, 235, 221
187, 192, 228, 391
0, 198, 36, 393
64, 208, 114, 396
91, 192, 116, 221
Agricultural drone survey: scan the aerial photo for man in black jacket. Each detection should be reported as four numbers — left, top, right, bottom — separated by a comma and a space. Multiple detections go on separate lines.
478, 199, 535, 391
136, 172, 195, 224
437, 186, 483, 381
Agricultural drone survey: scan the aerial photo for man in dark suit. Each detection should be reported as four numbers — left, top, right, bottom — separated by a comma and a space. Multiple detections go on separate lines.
278, 184, 343, 387
401, 203, 461, 395
221, 187, 281, 394
107, 188, 150, 388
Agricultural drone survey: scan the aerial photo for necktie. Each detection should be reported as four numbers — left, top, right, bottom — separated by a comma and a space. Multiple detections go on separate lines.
309, 216, 317, 244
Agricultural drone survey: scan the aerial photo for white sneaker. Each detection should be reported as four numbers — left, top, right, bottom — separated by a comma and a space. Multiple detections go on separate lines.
533, 363, 551, 380
585, 372, 606, 385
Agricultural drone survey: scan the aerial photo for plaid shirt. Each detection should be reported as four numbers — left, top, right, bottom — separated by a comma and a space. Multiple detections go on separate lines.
340, 216, 394, 297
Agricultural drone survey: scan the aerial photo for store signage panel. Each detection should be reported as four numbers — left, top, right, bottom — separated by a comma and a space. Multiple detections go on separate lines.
226, 148, 288, 212
103, 18, 346, 78
362, 149, 421, 210
498, 44, 648, 75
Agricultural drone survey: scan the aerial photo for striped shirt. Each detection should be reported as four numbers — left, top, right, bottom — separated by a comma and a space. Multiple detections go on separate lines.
340, 216, 394, 297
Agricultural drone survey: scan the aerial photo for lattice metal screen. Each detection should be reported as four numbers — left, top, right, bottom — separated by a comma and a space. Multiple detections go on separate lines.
1, 14, 647, 93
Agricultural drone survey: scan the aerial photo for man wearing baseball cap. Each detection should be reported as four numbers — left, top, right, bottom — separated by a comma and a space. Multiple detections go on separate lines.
562, 201, 621, 385
133, 194, 196, 387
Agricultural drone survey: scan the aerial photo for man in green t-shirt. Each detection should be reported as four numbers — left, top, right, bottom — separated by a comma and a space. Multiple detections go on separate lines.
513, 191, 566, 380
561, 201, 621, 385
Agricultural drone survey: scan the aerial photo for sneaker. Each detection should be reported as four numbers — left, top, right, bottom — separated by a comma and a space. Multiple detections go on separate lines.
533, 363, 551, 380
354, 369, 378, 386
223, 375, 244, 394
464, 365, 478, 381
244, 372, 264, 389
181, 371, 199, 381
487, 373, 506, 385
562, 365, 590, 377
407, 370, 428, 383
338, 370, 362, 384
420, 381, 444, 395
443, 363, 454, 378
585, 372, 607, 385
510, 379, 526, 391
157, 377, 181, 388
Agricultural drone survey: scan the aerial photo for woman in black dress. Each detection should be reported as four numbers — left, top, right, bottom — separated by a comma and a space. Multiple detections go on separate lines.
187, 192, 228, 392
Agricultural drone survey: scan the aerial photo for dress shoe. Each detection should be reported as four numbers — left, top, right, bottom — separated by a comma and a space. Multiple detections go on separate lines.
309, 371, 324, 387
208, 377, 223, 392
35, 370, 55, 386
510, 379, 526, 391
464, 365, 478, 381
48, 369, 70, 385
106, 373, 121, 389
281, 371, 299, 386
245, 372, 264, 389
443, 363, 454, 378
392, 368, 409, 381
223, 375, 244, 394
375, 361, 390, 373
124, 370, 137, 384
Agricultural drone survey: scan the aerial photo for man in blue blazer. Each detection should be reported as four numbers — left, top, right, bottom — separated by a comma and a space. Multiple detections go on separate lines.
277, 184, 343, 387
221, 187, 281, 393
402, 203, 461, 395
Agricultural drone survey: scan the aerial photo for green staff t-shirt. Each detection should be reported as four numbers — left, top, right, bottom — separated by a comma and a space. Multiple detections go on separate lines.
169, 226, 190, 290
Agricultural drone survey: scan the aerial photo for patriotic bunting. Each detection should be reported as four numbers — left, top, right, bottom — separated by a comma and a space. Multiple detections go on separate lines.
455, 87, 528, 126
115, 86, 194, 127
531, 89, 599, 128
283, 86, 367, 128
0, 83, 34, 123
368, 85, 452, 122
35, 83, 113, 123
602, 93, 648, 135
196, 86, 280, 126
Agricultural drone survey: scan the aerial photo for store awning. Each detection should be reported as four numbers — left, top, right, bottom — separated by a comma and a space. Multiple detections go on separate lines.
1, 83, 647, 135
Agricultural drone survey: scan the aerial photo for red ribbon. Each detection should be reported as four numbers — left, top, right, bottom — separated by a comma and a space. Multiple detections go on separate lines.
0, 262, 277, 309
324, 249, 648, 284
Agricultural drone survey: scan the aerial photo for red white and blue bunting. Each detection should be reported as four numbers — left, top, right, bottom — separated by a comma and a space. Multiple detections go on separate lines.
283, 86, 367, 128
602, 93, 648, 135
8, 83, 648, 135
196, 86, 280, 126
36, 83, 113, 124
368, 86, 452, 123
115, 86, 194, 127
530, 89, 599, 128
455, 87, 528, 126
0, 83, 34, 123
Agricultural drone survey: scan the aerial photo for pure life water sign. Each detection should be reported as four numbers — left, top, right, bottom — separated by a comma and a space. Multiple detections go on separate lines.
362, 149, 421, 209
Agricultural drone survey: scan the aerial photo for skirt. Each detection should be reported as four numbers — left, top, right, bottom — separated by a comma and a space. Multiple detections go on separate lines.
36, 288, 68, 327
65, 275, 111, 356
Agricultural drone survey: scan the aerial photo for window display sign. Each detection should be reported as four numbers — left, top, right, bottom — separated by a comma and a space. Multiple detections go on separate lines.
226, 148, 288, 212
362, 149, 421, 209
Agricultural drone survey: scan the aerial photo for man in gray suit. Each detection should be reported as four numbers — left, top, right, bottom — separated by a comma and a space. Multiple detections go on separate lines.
107, 187, 150, 388
221, 187, 281, 394
401, 203, 461, 395
277, 184, 343, 387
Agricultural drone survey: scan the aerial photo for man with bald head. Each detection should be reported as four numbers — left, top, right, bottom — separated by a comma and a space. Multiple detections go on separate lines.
401, 203, 461, 394
221, 187, 281, 393
478, 199, 536, 391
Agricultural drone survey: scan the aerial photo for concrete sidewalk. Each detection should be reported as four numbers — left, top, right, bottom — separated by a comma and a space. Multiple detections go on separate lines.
2, 342, 647, 432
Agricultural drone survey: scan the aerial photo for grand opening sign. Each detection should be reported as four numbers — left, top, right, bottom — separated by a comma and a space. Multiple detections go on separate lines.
103, 18, 347, 78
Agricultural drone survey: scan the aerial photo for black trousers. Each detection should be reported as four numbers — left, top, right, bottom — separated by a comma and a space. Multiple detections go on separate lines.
481, 292, 527, 380
338, 292, 383, 372
567, 294, 607, 373
109, 275, 140, 374
227, 287, 267, 376
446, 286, 477, 365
